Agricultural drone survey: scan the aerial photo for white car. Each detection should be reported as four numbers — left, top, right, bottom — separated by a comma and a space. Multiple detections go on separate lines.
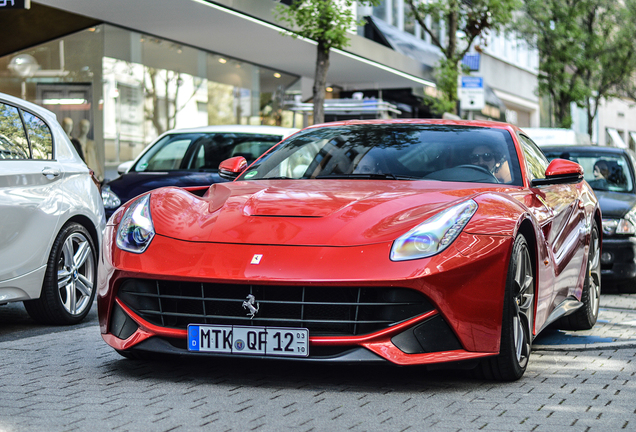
0, 92, 106, 324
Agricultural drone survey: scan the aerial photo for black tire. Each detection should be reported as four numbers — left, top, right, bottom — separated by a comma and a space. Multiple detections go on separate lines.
24, 222, 97, 325
474, 235, 534, 381
556, 222, 601, 330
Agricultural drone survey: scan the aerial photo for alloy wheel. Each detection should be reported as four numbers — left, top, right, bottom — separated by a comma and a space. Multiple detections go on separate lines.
588, 227, 601, 316
512, 242, 534, 369
56, 232, 95, 316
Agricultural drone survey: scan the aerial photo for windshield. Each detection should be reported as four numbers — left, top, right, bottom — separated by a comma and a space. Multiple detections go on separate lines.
543, 150, 634, 193
238, 124, 523, 186
133, 132, 282, 172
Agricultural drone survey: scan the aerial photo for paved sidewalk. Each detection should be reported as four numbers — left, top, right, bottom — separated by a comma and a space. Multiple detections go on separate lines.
533, 293, 636, 351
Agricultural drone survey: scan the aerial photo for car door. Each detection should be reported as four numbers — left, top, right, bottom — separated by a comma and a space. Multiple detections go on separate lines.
517, 134, 586, 319
0, 100, 63, 287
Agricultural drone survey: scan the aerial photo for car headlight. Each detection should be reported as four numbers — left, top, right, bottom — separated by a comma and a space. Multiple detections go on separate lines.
101, 185, 121, 209
116, 194, 155, 253
602, 218, 635, 235
390, 200, 478, 261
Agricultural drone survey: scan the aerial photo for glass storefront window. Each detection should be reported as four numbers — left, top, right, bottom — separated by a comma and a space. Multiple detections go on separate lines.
0, 26, 104, 171
372, 1, 387, 21
101, 27, 299, 164
1, 23, 300, 176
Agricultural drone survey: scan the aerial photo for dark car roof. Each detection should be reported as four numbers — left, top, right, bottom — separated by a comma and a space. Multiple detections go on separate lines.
541, 145, 630, 155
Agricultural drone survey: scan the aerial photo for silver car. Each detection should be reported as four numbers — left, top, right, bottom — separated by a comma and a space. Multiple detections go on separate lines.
0, 92, 106, 324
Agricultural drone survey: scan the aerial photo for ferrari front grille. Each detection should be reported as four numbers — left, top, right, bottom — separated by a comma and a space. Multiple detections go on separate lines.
116, 279, 434, 336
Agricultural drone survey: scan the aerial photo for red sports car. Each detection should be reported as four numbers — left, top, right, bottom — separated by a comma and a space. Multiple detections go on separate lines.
97, 119, 601, 381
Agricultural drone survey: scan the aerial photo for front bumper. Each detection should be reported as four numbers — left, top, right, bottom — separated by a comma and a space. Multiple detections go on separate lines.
97, 226, 513, 365
600, 236, 636, 282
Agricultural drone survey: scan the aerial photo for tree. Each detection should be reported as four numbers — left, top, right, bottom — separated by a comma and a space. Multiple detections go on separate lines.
518, 0, 636, 130
276, 0, 379, 124
580, 0, 636, 137
405, 0, 521, 114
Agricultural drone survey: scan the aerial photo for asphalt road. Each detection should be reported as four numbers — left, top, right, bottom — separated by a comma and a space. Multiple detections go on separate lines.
1, 297, 635, 431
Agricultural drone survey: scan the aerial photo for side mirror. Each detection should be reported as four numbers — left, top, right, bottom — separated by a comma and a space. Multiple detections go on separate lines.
531, 158, 584, 187
219, 156, 248, 181
117, 160, 134, 175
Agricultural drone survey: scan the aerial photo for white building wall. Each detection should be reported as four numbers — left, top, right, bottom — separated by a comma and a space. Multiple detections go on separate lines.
594, 98, 636, 149
478, 32, 540, 127
358, 1, 541, 126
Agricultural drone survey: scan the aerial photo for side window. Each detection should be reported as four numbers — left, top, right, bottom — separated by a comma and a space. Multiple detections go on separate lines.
22, 110, 53, 160
518, 134, 549, 181
0, 102, 30, 160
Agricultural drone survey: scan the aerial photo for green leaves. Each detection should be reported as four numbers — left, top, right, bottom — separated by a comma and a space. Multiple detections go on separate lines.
406, 0, 520, 114
519, 0, 636, 129
275, 0, 380, 124
276, 0, 378, 51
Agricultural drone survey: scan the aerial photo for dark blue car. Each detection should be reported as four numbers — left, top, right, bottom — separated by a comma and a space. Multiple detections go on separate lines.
101, 125, 297, 219
542, 145, 636, 292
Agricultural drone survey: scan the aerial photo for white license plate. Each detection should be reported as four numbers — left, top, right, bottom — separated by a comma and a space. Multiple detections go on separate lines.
187, 324, 309, 357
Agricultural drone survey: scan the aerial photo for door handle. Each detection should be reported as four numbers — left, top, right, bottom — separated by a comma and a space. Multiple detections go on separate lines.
42, 167, 60, 178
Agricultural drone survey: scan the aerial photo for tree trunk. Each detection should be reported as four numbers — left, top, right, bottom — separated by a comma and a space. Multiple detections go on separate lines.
313, 42, 330, 125
555, 96, 572, 129
445, 7, 459, 110
586, 97, 594, 138
147, 68, 165, 136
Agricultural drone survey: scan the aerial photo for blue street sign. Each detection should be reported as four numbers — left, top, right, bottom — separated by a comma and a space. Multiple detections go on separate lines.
461, 77, 483, 88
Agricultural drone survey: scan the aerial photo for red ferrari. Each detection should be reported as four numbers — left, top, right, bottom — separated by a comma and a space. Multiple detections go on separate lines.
97, 119, 601, 381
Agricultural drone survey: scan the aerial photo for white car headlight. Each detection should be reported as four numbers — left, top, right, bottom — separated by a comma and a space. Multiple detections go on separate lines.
101, 185, 121, 209
602, 218, 635, 235
390, 200, 478, 261
116, 194, 155, 253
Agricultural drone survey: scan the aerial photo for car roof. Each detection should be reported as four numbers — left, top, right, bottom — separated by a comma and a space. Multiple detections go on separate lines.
302, 119, 521, 137
307, 118, 515, 128
167, 124, 299, 137
541, 145, 628, 155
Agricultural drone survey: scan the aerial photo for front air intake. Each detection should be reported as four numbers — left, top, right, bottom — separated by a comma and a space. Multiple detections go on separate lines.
116, 279, 434, 337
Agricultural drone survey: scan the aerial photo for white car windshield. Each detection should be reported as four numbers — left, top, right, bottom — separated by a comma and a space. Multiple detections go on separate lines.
134, 132, 282, 172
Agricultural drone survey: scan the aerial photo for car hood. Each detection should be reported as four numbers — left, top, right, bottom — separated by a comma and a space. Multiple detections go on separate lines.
107, 171, 225, 205
149, 180, 510, 246
594, 190, 636, 219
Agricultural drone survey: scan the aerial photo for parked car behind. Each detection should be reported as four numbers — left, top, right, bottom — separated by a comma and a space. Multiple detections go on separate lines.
542, 145, 636, 291
523, 128, 592, 146
101, 125, 298, 219
0, 92, 106, 324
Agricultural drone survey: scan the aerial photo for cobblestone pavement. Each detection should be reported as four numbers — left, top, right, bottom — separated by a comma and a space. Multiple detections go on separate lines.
533, 294, 636, 351
0, 295, 635, 432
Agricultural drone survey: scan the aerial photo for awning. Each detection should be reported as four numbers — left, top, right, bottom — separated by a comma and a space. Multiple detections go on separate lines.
35, 0, 435, 91
366, 16, 439, 79
607, 128, 627, 148
629, 132, 636, 148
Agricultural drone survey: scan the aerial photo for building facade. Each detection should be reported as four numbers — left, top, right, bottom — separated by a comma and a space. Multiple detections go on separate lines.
1, 0, 540, 180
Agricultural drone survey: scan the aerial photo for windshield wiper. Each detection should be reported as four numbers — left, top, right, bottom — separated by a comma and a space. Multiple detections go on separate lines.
316, 173, 415, 180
